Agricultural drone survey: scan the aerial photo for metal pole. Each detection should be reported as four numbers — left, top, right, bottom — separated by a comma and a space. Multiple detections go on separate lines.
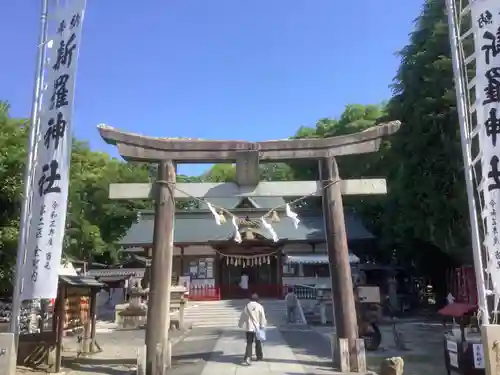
10, 0, 50, 339
445, 0, 490, 324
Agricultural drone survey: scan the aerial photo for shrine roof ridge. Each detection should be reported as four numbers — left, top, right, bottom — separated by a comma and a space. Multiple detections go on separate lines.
121, 208, 374, 245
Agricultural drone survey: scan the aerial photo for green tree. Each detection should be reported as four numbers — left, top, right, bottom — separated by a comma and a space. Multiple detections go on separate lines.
378, 0, 470, 262
202, 164, 237, 182
290, 104, 387, 182
66, 141, 152, 264
259, 163, 295, 181
202, 163, 295, 182
0, 105, 158, 287
0, 103, 29, 289
287, 0, 472, 265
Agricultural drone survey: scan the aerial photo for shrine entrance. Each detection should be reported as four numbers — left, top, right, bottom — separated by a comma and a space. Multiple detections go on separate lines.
218, 252, 281, 299
215, 230, 283, 299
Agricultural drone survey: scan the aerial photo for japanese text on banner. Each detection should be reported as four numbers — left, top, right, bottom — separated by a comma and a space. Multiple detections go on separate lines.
21, 1, 86, 300
472, 0, 500, 293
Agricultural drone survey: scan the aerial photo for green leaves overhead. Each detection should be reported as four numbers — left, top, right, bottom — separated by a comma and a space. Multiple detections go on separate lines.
0, 0, 474, 293
381, 0, 470, 261
0, 106, 152, 288
66, 140, 152, 263
289, 0, 471, 262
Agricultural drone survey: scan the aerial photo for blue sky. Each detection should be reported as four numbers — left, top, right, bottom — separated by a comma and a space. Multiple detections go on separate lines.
1, 1, 422, 176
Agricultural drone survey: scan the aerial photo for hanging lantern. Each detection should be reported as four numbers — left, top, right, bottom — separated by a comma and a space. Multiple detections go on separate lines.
271, 210, 280, 222
266, 256, 270, 264
218, 210, 226, 223
226, 257, 229, 265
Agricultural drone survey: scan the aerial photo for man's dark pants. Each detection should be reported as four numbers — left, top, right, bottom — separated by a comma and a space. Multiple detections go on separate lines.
244, 331, 263, 360
287, 306, 296, 323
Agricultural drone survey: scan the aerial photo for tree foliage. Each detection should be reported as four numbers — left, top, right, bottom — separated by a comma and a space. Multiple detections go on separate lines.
0, 102, 153, 288
202, 163, 295, 183
0, 0, 472, 292
288, 0, 470, 264
65, 141, 152, 264
0, 101, 29, 285
378, 0, 469, 262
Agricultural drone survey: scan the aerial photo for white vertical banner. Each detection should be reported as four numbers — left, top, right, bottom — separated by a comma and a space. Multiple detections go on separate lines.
472, 0, 500, 295
20, 0, 86, 300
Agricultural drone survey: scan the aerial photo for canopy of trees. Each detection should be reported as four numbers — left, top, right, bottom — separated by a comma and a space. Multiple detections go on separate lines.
0, 0, 472, 288
379, 0, 469, 264
202, 0, 470, 265
0, 102, 154, 283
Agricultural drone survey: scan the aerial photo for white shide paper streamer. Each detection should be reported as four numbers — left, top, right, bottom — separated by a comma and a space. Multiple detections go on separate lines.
206, 202, 221, 225
261, 218, 279, 242
285, 203, 300, 229
232, 216, 242, 243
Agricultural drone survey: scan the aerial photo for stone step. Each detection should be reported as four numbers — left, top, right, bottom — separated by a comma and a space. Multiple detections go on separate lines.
183, 300, 287, 328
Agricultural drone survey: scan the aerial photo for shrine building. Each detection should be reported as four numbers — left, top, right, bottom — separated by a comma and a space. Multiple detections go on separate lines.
91, 195, 374, 300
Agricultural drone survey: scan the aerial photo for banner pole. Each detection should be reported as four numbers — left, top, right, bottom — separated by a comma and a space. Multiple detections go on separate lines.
10, 0, 50, 347
445, 0, 490, 324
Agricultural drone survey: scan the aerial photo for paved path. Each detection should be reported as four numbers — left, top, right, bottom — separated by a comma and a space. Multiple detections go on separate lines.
17, 325, 363, 375
197, 327, 308, 375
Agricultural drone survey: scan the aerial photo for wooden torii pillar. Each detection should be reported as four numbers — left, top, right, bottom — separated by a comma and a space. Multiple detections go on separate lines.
98, 121, 400, 374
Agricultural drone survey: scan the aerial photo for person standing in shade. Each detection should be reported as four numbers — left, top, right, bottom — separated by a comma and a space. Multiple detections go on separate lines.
239, 272, 249, 291
238, 293, 267, 365
284, 287, 298, 323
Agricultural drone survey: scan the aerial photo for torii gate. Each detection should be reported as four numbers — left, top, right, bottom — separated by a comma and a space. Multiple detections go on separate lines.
98, 120, 400, 374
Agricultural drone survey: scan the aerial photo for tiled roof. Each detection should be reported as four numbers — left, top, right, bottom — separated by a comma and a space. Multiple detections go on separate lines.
120, 209, 374, 246
59, 275, 104, 288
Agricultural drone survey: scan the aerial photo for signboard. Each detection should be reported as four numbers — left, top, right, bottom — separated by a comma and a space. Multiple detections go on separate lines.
473, 343, 485, 369
186, 258, 214, 279
20, 0, 86, 300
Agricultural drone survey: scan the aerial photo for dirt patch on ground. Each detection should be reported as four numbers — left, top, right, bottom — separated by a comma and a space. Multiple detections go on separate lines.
308, 319, 448, 375
365, 321, 447, 375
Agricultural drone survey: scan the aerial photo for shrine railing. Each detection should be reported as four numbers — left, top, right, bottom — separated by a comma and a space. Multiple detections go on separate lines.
220, 284, 284, 299
188, 285, 220, 301
187, 284, 286, 301
287, 284, 318, 300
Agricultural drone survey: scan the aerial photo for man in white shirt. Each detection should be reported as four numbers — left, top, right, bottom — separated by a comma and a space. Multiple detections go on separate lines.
238, 293, 267, 364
